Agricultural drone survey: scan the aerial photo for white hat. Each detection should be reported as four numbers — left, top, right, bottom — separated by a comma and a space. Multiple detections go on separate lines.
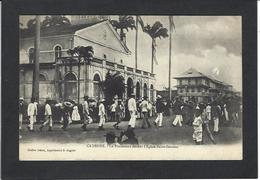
64, 101, 73, 107
19, 97, 24, 100
100, 98, 105, 102
157, 95, 162, 99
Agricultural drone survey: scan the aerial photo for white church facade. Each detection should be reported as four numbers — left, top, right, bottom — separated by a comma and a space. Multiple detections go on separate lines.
19, 17, 156, 103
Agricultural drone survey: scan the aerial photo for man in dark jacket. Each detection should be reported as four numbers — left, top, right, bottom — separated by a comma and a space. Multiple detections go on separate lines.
172, 96, 183, 127
154, 95, 165, 127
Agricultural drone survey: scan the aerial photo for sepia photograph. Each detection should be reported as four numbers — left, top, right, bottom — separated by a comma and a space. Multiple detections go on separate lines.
18, 15, 243, 160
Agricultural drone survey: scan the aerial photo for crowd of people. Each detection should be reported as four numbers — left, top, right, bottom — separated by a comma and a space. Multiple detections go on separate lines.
19, 93, 242, 145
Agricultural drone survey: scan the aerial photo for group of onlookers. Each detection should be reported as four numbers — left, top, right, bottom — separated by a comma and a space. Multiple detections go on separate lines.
19, 94, 242, 145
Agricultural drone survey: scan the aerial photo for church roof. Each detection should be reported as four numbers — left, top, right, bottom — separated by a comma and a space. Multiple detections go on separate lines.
20, 20, 106, 38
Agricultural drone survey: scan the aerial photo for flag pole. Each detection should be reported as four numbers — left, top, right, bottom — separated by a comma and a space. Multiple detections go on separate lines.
135, 16, 139, 70
168, 16, 172, 101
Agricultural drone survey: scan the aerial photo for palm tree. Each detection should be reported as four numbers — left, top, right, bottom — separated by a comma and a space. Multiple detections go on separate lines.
26, 18, 36, 30
101, 71, 125, 104
67, 46, 94, 103
110, 15, 136, 42
143, 21, 169, 73
42, 15, 71, 28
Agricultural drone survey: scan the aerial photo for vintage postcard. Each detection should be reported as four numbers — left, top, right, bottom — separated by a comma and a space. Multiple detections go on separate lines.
19, 15, 242, 160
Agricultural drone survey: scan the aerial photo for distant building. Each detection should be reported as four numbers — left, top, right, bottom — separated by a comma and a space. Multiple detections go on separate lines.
19, 17, 156, 103
174, 68, 235, 102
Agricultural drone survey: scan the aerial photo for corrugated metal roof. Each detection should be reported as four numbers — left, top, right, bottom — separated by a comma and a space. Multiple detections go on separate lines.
174, 67, 232, 86
175, 68, 207, 78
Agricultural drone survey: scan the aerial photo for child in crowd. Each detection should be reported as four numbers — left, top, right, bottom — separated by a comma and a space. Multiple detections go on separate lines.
72, 105, 81, 122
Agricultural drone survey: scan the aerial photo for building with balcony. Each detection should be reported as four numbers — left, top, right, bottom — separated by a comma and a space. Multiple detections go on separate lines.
19, 18, 156, 103
174, 68, 235, 102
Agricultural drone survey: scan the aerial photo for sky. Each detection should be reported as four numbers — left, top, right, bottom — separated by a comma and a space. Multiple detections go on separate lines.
20, 16, 242, 92
139, 16, 242, 91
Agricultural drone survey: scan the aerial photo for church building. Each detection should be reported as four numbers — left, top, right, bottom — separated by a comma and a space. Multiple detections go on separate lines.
19, 16, 156, 103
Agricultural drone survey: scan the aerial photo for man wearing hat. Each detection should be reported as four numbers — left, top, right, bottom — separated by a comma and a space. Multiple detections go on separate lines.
128, 93, 137, 129
139, 96, 151, 128
154, 95, 165, 127
62, 101, 74, 130
98, 98, 106, 130
81, 96, 90, 131
19, 97, 25, 130
118, 128, 139, 145
104, 131, 119, 145
172, 96, 183, 127
27, 97, 37, 131
113, 99, 124, 129
39, 98, 53, 131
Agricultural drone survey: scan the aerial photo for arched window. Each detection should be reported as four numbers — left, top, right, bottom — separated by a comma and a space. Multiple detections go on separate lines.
127, 78, 134, 98
150, 84, 154, 102
64, 72, 77, 100
93, 73, 102, 100
143, 83, 148, 97
54, 45, 62, 59
39, 73, 47, 81
136, 82, 141, 100
28, 48, 35, 64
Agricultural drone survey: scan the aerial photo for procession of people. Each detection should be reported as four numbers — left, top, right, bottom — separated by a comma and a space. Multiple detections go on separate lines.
19, 92, 242, 145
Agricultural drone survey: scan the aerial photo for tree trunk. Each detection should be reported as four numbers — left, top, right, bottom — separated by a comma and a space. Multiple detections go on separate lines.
120, 29, 126, 44
32, 15, 40, 101
169, 16, 173, 101
77, 61, 81, 104
151, 39, 155, 74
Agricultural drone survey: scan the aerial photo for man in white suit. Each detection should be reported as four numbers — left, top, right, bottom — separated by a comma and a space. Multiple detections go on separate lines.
98, 99, 106, 130
128, 93, 137, 129
27, 97, 37, 131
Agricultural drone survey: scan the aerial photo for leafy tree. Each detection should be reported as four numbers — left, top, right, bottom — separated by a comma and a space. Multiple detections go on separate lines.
143, 21, 169, 73
26, 15, 71, 30
42, 15, 71, 28
110, 15, 136, 41
101, 71, 125, 104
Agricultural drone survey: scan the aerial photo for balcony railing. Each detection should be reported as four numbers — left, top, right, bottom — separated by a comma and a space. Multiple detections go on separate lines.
127, 67, 133, 72
117, 64, 124, 70
106, 61, 115, 67
143, 71, 148, 76
136, 69, 141, 74
92, 58, 103, 64
20, 55, 156, 78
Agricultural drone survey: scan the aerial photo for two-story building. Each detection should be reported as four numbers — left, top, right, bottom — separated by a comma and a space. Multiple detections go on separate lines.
174, 68, 235, 102
19, 17, 156, 104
